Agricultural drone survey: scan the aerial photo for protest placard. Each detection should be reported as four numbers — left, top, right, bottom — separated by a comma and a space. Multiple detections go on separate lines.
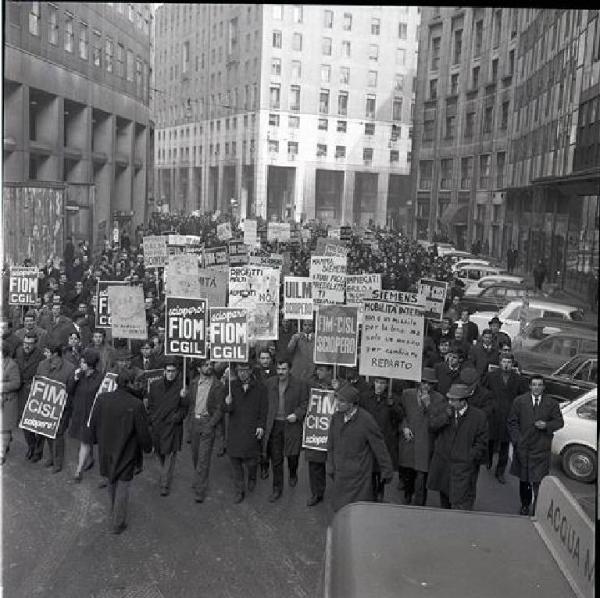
108, 285, 147, 340
345, 274, 382, 306
228, 266, 279, 340
267, 222, 291, 242
95, 280, 128, 328
137, 369, 164, 394
248, 253, 284, 269
165, 297, 207, 358
142, 236, 168, 268
86, 372, 118, 425
310, 255, 347, 305
418, 278, 449, 321
8, 267, 39, 305
315, 236, 349, 257
301, 229, 311, 243
302, 388, 336, 452
197, 268, 228, 308
360, 295, 425, 382
243, 219, 259, 247
217, 222, 233, 241
165, 253, 201, 297
314, 305, 358, 366
203, 246, 229, 268
283, 276, 313, 320
209, 307, 248, 362
228, 240, 249, 265
167, 234, 187, 246
19, 376, 67, 439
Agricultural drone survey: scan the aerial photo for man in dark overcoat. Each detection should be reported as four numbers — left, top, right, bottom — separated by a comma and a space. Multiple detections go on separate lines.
427, 383, 488, 510
358, 376, 403, 502
434, 345, 462, 395
507, 374, 564, 515
147, 357, 189, 496
469, 329, 500, 377
223, 362, 268, 504
326, 383, 393, 512
90, 368, 152, 534
482, 354, 528, 483
398, 368, 445, 505
263, 356, 308, 502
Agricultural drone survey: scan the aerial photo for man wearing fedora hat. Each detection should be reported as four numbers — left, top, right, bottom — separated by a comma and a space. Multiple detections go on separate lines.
488, 317, 511, 350
470, 329, 500, 377
427, 383, 488, 510
398, 367, 445, 506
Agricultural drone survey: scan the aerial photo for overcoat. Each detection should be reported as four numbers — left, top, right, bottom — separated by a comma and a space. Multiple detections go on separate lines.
67, 369, 104, 443
263, 375, 308, 458
0, 357, 21, 431
15, 345, 45, 415
483, 370, 529, 441
326, 407, 394, 512
36, 357, 75, 434
469, 343, 500, 377
427, 405, 488, 505
224, 378, 268, 459
506, 393, 564, 482
434, 363, 462, 396
147, 374, 189, 455
287, 334, 315, 382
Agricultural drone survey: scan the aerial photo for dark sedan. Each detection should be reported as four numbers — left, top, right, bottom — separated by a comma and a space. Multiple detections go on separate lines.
460, 284, 539, 313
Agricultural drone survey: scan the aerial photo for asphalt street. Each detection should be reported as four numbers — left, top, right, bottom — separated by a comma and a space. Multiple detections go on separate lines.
1, 434, 595, 598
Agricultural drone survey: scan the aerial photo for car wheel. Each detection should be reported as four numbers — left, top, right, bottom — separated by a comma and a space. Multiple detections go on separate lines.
561, 445, 597, 483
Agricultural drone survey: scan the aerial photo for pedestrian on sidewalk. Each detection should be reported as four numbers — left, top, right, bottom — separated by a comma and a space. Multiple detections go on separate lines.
533, 259, 547, 291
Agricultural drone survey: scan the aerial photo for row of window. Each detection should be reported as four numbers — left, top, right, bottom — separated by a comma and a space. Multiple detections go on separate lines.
418, 153, 506, 190
157, 140, 256, 161
268, 141, 405, 163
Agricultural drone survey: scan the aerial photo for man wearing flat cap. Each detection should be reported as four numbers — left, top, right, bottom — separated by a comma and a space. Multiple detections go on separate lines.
398, 367, 446, 506
427, 383, 488, 510
326, 382, 394, 512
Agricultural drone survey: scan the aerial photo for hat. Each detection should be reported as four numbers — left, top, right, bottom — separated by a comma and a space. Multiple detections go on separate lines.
163, 355, 179, 367
488, 316, 503, 326
335, 382, 360, 404
421, 367, 438, 384
82, 348, 100, 368
459, 367, 480, 387
115, 348, 133, 362
446, 383, 474, 400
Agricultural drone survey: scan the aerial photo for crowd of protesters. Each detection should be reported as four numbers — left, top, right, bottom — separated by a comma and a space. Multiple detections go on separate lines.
0, 212, 564, 533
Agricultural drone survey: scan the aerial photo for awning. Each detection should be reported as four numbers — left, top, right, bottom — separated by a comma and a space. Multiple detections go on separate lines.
440, 204, 469, 225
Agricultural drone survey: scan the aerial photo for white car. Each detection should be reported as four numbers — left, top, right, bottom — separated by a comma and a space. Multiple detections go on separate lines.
469, 299, 584, 341
451, 258, 495, 273
552, 389, 597, 483
436, 243, 456, 257
463, 274, 526, 297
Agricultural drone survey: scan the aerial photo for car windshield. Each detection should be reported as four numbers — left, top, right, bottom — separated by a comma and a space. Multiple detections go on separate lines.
555, 355, 586, 377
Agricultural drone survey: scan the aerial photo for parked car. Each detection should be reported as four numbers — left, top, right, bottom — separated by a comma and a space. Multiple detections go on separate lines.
513, 330, 598, 376
460, 284, 540, 313
455, 265, 507, 290
537, 354, 598, 403
552, 389, 597, 483
470, 299, 585, 341
435, 243, 457, 257
463, 274, 526, 296
451, 258, 496, 272
512, 318, 597, 351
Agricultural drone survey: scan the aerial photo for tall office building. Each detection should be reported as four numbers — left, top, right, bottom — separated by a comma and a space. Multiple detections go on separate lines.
153, 4, 419, 228
3, 1, 153, 252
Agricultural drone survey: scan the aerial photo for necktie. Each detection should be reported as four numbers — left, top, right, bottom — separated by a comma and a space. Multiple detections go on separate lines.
534, 398, 540, 410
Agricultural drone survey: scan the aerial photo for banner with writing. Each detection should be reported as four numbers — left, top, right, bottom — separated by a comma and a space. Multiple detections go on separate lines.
95, 280, 128, 329
248, 253, 284, 269
302, 388, 336, 452
8, 266, 39, 305
243, 219, 259, 248
86, 372, 118, 426
142, 236, 168, 268
314, 305, 358, 366
310, 255, 347, 305
417, 278, 449, 321
165, 253, 201, 297
209, 307, 248, 362
197, 268, 228, 308
165, 297, 207, 358
345, 274, 382, 306
283, 276, 313, 320
267, 222, 291, 242
203, 246, 229, 268
217, 222, 233, 241
315, 237, 349, 257
108, 285, 147, 340
19, 376, 68, 439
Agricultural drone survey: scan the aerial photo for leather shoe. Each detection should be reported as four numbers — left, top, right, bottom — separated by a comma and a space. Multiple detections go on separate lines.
268, 490, 282, 502
307, 495, 323, 507
73, 472, 83, 483
247, 478, 256, 492
30, 454, 42, 463
111, 523, 128, 535
195, 494, 205, 503
233, 492, 245, 504
289, 476, 298, 487
98, 479, 108, 489
44, 459, 54, 468
519, 505, 530, 516
160, 487, 170, 497
486, 459, 493, 470
25, 447, 34, 460
495, 473, 506, 484
217, 448, 226, 457
83, 458, 95, 472
51, 466, 62, 474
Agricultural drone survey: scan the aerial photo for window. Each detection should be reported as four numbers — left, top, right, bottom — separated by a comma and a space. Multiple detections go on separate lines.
270, 85, 281, 109
78, 22, 88, 59
321, 65, 331, 83
371, 18, 380, 35
338, 92, 348, 116
390, 150, 400, 163
473, 20, 483, 57
324, 10, 333, 28
363, 148, 373, 162
342, 41, 351, 58
419, 160, 433, 189
365, 95, 376, 119
269, 113, 280, 127
431, 37, 441, 70
29, 1, 41, 35
288, 141, 299, 155
369, 45, 379, 61
336, 146, 346, 158
293, 32, 302, 51
508, 50, 515, 76
291, 60, 301, 80
364, 122, 375, 136
429, 79, 438, 100
288, 115, 300, 128
182, 40, 190, 73
479, 154, 491, 188
271, 58, 281, 76
268, 139, 279, 153
440, 159, 453, 189
317, 144, 327, 157
340, 67, 350, 85
289, 85, 300, 111
127, 50, 134, 81
446, 114, 456, 139
398, 22, 407, 40
472, 66, 480, 89
461, 157, 473, 189
105, 38, 114, 73
318, 118, 328, 131
293, 6, 303, 23
423, 119, 435, 141
394, 74, 405, 92
343, 13, 352, 31
128, 3, 134, 22
491, 59, 498, 83
368, 71, 378, 87
493, 10, 502, 48
319, 89, 330, 114
48, 4, 58, 45
117, 43, 125, 77
500, 101, 509, 130
576, 399, 597, 421
450, 73, 459, 95
391, 124, 400, 141
396, 48, 406, 65
496, 152, 505, 187
272, 5, 283, 20
337, 120, 347, 133
93, 30, 102, 67
272, 30, 282, 48
322, 37, 332, 55
483, 106, 493, 133
392, 97, 403, 121
453, 29, 463, 64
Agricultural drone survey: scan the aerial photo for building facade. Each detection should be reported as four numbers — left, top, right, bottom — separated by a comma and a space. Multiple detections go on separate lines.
153, 4, 419, 229
3, 1, 153, 249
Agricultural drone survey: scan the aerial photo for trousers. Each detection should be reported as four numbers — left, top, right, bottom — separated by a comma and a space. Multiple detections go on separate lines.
158, 452, 177, 490
489, 439, 510, 474
229, 456, 257, 495
45, 433, 65, 468
308, 461, 326, 499
399, 467, 429, 506
267, 420, 299, 490
190, 417, 215, 497
108, 480, 130, 530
